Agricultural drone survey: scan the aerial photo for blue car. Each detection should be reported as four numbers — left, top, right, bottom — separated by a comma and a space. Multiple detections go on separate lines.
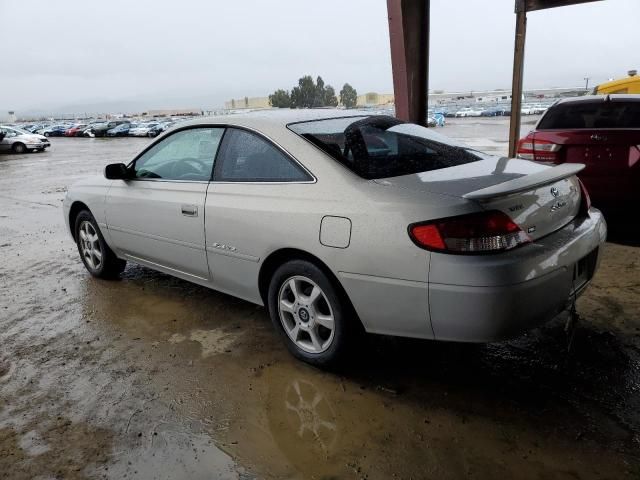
432, 112, 446, 126
106, 123, 132, 137
39, 125, 69, 137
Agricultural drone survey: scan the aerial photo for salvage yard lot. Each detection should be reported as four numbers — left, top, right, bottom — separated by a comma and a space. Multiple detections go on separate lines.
1, 125, 640, 479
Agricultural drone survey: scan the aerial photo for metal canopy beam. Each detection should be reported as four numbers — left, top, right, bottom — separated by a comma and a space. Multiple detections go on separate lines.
387, 0, 430, 126
518, 0, 601, 12
386, 0, 603, 153
507, 8, 527, 158
508, 0, 602, 157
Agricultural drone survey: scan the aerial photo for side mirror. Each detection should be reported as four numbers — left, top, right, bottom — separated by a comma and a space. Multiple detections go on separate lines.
104, 163, 130, 180
0, 132, 5, 142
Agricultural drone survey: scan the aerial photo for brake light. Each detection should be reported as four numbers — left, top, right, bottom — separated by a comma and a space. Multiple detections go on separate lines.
578, 178, 591, 215
517, 136, 561, 163
409, 211, 531, 254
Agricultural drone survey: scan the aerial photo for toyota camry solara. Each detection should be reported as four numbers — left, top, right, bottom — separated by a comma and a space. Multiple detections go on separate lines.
63, 110, 607, 367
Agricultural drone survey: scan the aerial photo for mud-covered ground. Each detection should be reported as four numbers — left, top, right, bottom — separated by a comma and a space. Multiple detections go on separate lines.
1, 118, 639, 479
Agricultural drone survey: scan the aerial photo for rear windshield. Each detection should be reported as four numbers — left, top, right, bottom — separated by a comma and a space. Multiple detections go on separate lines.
288, 116, 481, 179
538, 101, 640, 129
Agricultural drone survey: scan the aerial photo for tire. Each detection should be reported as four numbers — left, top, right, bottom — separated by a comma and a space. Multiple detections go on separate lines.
74, 210, 126, 279
267, 259, 356, 368
44, 132, 50, 137
12, 143, 26, 154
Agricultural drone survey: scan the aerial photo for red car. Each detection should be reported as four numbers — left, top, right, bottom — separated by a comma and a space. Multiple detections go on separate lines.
517, 95, 640, 218
64, 124, 87, 137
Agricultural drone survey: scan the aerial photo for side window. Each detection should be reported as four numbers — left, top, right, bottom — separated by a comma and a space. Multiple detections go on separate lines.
215, 128, 311, 182
133, 128, 224, 181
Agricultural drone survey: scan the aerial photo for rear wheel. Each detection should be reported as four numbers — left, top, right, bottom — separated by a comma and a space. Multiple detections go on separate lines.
268, 260, 355, 368
74, 210, 126, 279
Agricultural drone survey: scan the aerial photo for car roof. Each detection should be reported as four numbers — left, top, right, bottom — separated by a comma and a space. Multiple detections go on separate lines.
554, 94, 640, 106
176, 108, 374, 130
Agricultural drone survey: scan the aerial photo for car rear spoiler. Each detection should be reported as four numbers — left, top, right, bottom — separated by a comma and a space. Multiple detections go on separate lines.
463, 163, 585, 201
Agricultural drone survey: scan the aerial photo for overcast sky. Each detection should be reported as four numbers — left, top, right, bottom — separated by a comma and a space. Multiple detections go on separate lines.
0, 0, 637, 113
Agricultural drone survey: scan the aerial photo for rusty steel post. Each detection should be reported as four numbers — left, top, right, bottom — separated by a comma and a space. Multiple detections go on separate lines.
508, 6, 527, 158
387, 0, 430, 126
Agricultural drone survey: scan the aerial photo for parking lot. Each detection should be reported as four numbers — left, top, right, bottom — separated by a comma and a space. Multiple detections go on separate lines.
1, 117, 639, 479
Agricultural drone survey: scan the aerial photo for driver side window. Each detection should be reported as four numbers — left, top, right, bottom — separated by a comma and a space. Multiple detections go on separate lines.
133, 127, 224, 181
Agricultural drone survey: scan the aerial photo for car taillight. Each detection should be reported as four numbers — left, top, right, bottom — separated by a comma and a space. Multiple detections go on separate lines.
517, 137, 561, 163
578, 178, 591, 215
409, 211, 531, 254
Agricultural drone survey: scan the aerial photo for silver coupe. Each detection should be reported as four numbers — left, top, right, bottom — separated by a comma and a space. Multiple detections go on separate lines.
63, 110, 607, 367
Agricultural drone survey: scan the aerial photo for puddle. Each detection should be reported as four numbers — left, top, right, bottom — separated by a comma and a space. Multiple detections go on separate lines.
102, 431, 244, 480
18, 430, 50, 456
168, 328, 239, 358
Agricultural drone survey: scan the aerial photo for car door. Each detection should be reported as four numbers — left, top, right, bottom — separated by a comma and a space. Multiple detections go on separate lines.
105, 127, 225, 282
0, 128, 10, 151
205, 127, 314, 302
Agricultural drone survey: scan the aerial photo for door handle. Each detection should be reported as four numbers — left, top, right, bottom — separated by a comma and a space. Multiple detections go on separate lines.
181, 205, 198, 217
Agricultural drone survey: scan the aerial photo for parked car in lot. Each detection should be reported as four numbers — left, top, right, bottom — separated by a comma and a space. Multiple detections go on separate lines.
89, 120, 130, 137
0, 125, 50, 153
106, 123, 133, 137
64, 110, 606, 367
65, 124, 88, 137
429, 112, 445, 126
532, 104, 549, 115
38, 125, 69, 137
128, 122, 158, 137
455, 107, 482, 117
517, 95, 640, 218
480, 106, 505, 117
147, 122, 174, 137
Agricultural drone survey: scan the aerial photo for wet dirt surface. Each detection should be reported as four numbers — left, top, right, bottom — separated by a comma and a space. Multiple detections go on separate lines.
1, 125, 639, 479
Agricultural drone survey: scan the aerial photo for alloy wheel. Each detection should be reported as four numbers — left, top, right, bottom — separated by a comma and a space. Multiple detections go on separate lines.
78, 221, 103, 271
278, 276, 335, 354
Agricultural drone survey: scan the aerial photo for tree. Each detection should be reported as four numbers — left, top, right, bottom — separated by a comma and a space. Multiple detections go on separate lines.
314, 76, 325, 107
324, 85, 338, 107
340, 83, 358, 109
289, 75, 317, 108
268, 89, 291, 108
285, 75, 346, 109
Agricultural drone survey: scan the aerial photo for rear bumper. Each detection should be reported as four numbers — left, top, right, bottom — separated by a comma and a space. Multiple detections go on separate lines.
428, 208, 607, 342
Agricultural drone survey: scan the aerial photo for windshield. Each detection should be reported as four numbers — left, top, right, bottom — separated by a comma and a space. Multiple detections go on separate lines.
10, 127, 30, 135
288, 115, 482, 179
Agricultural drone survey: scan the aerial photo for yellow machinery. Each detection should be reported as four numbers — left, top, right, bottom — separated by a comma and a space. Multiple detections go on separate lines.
593, 70, 640, 94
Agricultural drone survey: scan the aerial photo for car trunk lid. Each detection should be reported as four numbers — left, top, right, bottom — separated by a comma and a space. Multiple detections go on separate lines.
532, 129, 640, 206
373, 158, 583, 241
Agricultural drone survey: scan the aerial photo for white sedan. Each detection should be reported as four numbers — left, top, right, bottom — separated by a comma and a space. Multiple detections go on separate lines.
455, 107, 483, 117
63, 110, 606, 367
128, 123, 159, 137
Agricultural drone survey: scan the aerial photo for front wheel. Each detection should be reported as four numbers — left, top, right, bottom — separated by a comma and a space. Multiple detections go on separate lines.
12, 143, 26, 154
75, 210, 126, 279
268, 260, 356, 368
